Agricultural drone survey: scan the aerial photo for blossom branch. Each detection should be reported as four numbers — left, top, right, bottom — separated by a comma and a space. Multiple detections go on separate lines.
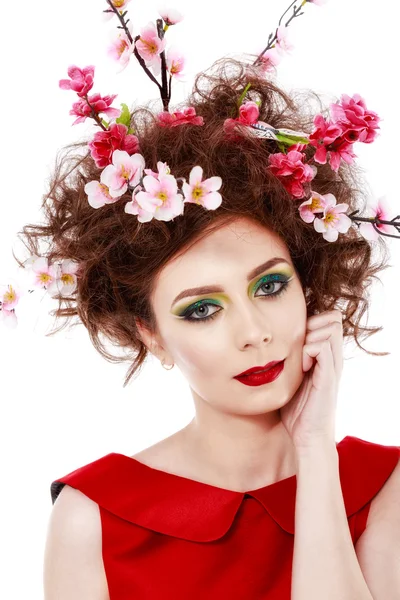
348, 211, 400, 239
84, 95, 108, 130
168, 72, 172, 101
104, 0, 163, 96
252, 0, 306, 66
156, 18, 170, 111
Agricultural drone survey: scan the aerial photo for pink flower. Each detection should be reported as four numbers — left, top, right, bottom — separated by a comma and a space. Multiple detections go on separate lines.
326, 135, 357, 171
166, 47, 186, 79
30, 257, 61, 297
158, 7, 184, 26
298, 190, 332, 223
358, 196, 396, 241
134, 162, 185, 221
238, 101, 259, 125
57, 260, 80, 296
330, 94, 381, 144
144, 162, 171, 178
275, 25, 294, 55
100, 150, 145, 197
313, 195, 352, 242
256, 47, 282, 74
85, 181, 120, 208
157, 107, 204, 127
69, 93, 121, 125
102, 0, 133, 22
135, 22, 167, 76
309, 114, 343, 164
268, 149, 317, 198
88, 123, 140, 169
59, 65, 95, 98
223, 101, 260, 139
0, 279, 23, 329
107, 24, 135, 72
182, 166, 223, 209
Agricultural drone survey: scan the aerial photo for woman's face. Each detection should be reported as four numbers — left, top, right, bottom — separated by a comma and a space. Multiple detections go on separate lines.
139, 216, 308, 416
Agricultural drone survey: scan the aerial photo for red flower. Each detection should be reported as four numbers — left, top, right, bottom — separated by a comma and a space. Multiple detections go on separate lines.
326, 135, 357, 172
59, 65, 95, 98
157, 107, 204, 127
88, 123, 140, 169
268, 149, 316, 198
330, 93, 380, 144
309, 114, 343, 164
223, 101, 260, 140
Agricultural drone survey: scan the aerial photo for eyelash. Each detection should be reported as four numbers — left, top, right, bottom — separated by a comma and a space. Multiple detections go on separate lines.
180, 275, 291, 324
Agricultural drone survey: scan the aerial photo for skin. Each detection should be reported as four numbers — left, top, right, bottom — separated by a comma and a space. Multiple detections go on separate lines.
136, 216, 310, 492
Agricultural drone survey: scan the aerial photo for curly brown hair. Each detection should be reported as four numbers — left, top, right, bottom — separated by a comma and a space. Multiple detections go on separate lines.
13, 57, 391, 388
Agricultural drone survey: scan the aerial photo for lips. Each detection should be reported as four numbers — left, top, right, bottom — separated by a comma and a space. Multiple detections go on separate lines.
234, 360, 284, 378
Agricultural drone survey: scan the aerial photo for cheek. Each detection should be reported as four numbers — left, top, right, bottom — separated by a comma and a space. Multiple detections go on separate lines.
174, 331, 225, 374
279, 287, 308, 346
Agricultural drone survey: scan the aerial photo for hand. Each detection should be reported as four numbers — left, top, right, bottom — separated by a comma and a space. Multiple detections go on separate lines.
279, 309, 344, 451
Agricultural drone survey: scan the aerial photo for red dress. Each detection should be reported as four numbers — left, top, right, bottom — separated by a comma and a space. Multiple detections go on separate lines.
50, 435, 399, 599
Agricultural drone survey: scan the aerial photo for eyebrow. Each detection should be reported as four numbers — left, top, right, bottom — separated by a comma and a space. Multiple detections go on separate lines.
171, 257, 291, 307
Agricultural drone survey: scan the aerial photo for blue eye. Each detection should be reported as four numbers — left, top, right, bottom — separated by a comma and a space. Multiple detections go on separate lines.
180, 274, 292, 324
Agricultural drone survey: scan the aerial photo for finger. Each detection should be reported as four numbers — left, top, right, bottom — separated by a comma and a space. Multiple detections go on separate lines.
306, 309, 343, 331
303, 339, 335, 389
306, 321, 343, 377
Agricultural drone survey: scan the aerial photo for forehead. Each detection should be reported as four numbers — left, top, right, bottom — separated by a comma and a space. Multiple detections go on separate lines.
155, 217, 291, 288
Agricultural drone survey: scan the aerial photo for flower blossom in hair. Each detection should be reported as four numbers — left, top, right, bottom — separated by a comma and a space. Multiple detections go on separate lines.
100, 150, 145, 198
312, 195, 352, 242
268, 148, 317, 199
135, 21, 167, 76
298, 190, 351, 242
357, 196, 395, 241
223, 100, 260, 138
131, 161, 185, 222
69, 93, 121, 126
182, 166, 223, 209
0, 280, 23, 329
158, 6, 184, 27
103, 0, 133, 21
330, 93, 381, 144
308, 93, 380, 172
166, 47, 186, 80
107, 21, 136, 71
275, 25, 294, 55
157, 107, 204, 127
59, 65, 95, 97
88, 122, 140, 169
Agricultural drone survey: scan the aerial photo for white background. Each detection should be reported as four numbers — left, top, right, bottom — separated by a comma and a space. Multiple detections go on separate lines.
0, 0, 399, 597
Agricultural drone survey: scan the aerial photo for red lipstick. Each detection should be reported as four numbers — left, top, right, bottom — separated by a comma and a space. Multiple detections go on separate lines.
233, 360, 285, 386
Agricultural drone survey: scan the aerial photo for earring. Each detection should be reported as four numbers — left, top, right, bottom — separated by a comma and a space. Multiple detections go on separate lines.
161, 358, 174, 370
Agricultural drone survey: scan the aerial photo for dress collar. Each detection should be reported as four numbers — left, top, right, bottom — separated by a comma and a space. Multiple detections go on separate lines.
50, 435, 400, 542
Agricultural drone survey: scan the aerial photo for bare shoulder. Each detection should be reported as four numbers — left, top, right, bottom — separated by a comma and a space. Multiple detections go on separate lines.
366, 450, 400, 526
44, 484, 109, 600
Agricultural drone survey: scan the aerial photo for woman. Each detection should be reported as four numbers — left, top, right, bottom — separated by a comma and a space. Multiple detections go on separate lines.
10, 2, 399, 599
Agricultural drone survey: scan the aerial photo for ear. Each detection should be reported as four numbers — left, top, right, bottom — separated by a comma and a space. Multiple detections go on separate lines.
135, 318, 172, 365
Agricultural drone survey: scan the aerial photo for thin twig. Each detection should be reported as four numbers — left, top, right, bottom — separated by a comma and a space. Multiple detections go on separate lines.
156, 19, 170, 111
253, 0, 307, 67
105, 0, 164, 97
84, 96, 108, 131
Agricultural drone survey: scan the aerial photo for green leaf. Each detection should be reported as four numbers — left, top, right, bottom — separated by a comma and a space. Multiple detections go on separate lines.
115, 103, 131, 127
236, 82, 252, 108
275, 132, 310, 146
